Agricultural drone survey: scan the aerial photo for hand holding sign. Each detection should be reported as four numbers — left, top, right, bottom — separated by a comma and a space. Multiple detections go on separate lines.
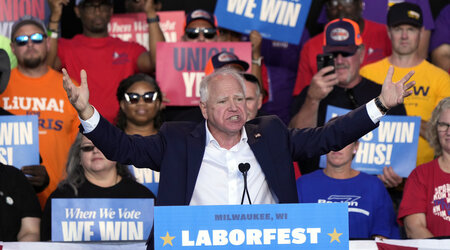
378, 166, 403, 188
22, 164, 50, 192
379, 66, 415, 110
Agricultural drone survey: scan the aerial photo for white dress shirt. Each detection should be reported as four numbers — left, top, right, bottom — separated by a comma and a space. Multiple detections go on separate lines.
189, 122, 277, 205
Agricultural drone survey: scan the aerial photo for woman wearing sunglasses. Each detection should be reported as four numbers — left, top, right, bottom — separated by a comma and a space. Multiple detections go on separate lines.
116, 73, 163, 137
40, 133, 155, 241
114, 74, 163, 196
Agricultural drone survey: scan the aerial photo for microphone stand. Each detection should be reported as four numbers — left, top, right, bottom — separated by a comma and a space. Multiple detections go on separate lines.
239, 163, 252, 205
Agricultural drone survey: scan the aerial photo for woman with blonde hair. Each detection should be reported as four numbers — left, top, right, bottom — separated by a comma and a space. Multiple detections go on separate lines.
398, 97, 450, 238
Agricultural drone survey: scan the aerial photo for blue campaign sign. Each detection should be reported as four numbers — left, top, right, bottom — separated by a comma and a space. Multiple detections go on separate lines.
51, 198, 154, 242
154, 203, 348, 249
319, 105, 420, 177
0, 115, 39, 168
128, 165, 159, 196
214, 0, 312, 45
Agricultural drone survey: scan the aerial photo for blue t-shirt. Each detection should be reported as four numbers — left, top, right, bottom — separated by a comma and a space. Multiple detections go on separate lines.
296, 170, 400, 239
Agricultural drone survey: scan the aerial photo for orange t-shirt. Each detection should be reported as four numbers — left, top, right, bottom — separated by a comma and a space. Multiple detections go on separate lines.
0, 67, 80, 208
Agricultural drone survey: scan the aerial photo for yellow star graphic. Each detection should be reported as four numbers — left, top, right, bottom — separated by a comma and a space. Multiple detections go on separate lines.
328, 228, 343, 243
160, 231, 175, 246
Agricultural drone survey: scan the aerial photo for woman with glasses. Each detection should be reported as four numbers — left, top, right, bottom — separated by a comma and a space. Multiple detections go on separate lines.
40, 133, 155, 241
115, 73, 163, 136
115, 74, 163, 196
398, 97, 450, 238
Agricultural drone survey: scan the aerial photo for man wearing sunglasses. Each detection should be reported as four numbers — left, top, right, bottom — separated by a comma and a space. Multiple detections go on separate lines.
181, 9, 218, 42
46, 0, 165, 123
0, 16, 80, 208
290, 18, 406, 176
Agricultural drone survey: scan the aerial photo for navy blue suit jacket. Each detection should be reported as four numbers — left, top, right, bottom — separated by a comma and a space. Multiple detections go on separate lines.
85, 105, 378, 206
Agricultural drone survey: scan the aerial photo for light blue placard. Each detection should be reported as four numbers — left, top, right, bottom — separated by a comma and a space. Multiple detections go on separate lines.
214, 0, 312, 45
155, 203, 348, 249
319, 105, 420, 177
0, 115, 39, 168
128, 165, 159, 196
51, 198, 154, 242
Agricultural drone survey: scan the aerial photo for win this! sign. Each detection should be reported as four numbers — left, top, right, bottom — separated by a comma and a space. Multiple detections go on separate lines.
51, 198, 154, 241
0, 115, 39, 168
155, 203, 348, 249
320, 105, 420, 177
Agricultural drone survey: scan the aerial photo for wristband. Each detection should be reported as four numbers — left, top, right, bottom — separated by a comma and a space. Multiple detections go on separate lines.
146, 15, 160, 23
374, 96, 389, 114
47, 29, 58, 39
252, 56, 263, 66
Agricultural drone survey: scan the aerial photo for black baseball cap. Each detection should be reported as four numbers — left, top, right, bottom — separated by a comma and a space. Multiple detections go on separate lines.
387, 2, 423, 27
185, 9, 216, 28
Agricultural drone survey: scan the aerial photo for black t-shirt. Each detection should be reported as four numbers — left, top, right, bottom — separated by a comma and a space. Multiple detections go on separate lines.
290, 77, 407, 174
0, 164, 41, 241
41, 177, 155, 241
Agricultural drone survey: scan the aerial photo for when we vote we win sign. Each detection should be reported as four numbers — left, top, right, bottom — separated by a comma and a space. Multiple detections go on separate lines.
52, 198, 154, 241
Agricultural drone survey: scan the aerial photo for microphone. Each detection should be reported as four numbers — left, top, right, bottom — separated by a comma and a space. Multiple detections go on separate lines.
238, 163, 252, 205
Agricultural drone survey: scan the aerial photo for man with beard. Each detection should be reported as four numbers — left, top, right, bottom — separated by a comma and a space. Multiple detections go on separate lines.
0, 16, 80, 208
47, 0, 164, 122
290, 18, 406, 177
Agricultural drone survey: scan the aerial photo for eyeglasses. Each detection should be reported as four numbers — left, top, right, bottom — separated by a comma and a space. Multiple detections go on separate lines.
326, 0, 355, 8
14, 33, 46, 46
124, 91, 158, 104
185, 28, 217, 40
437, 122, 450, 132
81, 3, 112, 14
80, 145, 95, 152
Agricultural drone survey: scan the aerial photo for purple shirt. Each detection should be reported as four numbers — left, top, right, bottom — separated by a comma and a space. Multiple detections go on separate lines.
259, 31, 310, 124
430, 4, 449, 52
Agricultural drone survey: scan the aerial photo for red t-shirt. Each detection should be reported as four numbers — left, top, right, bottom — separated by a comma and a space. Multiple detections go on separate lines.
398, 158, 450, 237
58, 34, 146, 122
292, 19, 392, 96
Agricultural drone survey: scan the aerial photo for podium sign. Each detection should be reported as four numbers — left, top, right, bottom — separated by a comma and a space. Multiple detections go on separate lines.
154, 203, 348, 249
0, 115, 39, 168
51, 198, 154, 242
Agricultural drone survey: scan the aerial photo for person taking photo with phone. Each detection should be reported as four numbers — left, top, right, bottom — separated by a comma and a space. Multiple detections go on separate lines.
290, 18, 406, 175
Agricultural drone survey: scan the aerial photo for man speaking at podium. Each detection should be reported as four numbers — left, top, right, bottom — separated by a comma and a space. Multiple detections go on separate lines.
61, 67, 414, 206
